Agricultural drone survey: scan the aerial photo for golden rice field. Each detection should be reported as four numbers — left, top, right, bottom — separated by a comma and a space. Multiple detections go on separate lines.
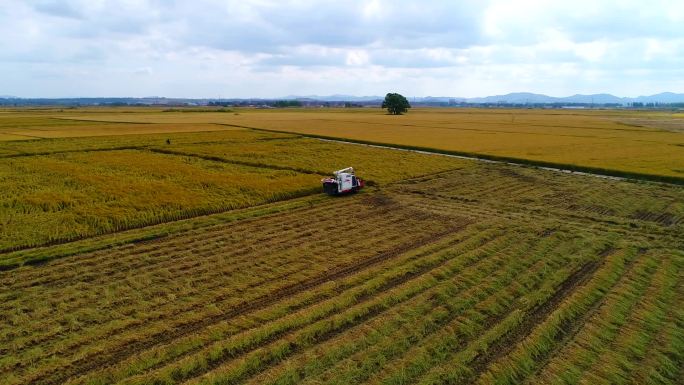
0, 111, 235, 141
0, 148, 315, 251
0, 128, 466, 253
0, 107, 682, 385
5, 107, 679, 181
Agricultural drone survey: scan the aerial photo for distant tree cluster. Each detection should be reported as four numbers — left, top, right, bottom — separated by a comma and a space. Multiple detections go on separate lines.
382, 93, 411, 115
273, 100, 303, 108
344, 102, 363, 108
629, 102, 682, 108
208, 101, 232, 107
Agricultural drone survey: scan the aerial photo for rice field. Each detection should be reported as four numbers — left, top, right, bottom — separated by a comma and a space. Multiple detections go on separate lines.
0, 111, 234, 140
0, 129, 467, 252
0, 108, 682, 385
0, 149, 317, 251
7, 107, 680, 181
1, 162, 682, 385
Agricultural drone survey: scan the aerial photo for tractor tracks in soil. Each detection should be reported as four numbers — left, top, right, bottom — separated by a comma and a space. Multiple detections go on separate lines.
30, 221, 472, 385
519, 247, 649, 382
464, 247, 618, 382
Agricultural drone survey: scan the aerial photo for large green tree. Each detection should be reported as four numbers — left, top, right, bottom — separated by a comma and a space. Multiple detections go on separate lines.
382, 93, 411, 115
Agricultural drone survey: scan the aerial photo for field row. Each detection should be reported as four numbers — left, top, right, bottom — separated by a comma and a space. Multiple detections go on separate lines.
391, 164, 684, 236
6, 218, 604, 385
0, 194, 467, 384
513, 249, 683, 385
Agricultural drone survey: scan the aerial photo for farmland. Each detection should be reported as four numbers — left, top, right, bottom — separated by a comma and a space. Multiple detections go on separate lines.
0, 108, 683, 385
0, 129, 466, 253
3, 107, 680, 182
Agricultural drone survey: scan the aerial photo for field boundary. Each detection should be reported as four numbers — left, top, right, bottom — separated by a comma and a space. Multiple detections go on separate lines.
245, 127, 684, 186
147, 147, 324, 175
0, 145, 145, 158
52, 117, 156, 125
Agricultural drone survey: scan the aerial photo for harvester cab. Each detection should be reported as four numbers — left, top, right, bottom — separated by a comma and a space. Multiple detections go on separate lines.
321, 167, 365, 196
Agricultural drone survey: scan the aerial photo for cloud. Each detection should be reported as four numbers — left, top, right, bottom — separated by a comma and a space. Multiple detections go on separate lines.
31, 0, 83, 19
0, 0, 683, 97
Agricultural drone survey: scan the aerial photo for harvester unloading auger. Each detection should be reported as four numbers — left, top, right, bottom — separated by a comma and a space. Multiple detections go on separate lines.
322, 167, 365, 196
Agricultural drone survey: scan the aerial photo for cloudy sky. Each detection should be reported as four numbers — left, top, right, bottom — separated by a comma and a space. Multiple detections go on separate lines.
1, 0, 683, 98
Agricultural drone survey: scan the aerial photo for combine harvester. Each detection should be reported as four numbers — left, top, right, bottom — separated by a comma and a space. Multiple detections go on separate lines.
322, 167, 365, 196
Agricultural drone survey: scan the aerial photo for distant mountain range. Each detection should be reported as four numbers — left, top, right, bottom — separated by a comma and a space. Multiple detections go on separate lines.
456, 92, 684, 105
286, 92, 684, 105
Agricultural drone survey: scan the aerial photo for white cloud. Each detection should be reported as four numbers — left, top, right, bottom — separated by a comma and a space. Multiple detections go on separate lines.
0, 0, 683, 97
362, 0, 384, 19
345, 50, 370, 66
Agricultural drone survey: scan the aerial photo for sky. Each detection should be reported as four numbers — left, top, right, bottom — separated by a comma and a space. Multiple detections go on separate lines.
1, 0, 683, 98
